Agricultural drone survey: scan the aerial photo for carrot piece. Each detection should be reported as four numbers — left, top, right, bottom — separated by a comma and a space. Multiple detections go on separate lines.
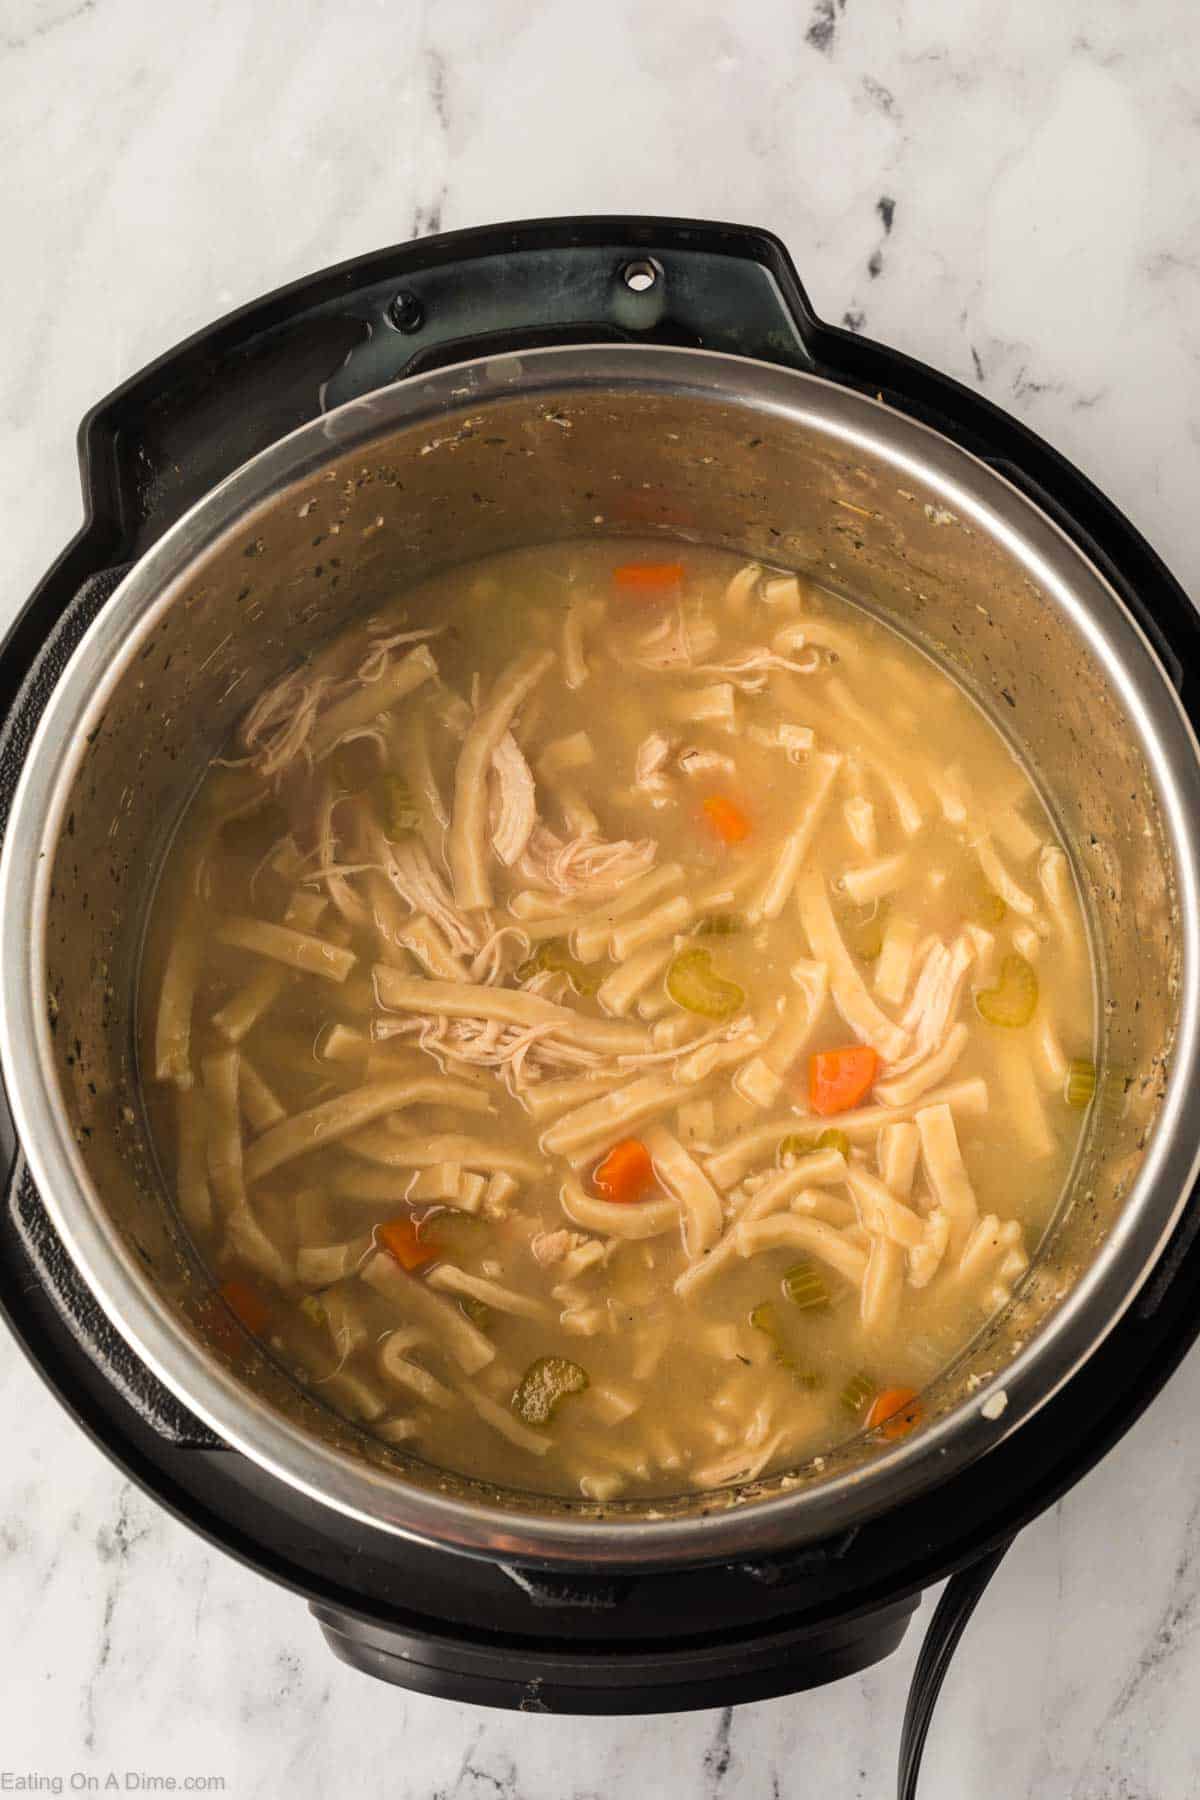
218, 1277, 272, 1338
612, 561, 685, 595
866, 1386, 921, 1440
378, 1216, 437, 1271
809, 1045, 879, 1115
702, 794, 751, 846
592, 1138, 656, 1204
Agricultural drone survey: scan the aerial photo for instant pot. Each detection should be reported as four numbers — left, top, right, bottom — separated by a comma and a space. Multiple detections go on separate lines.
3, 218, 1199, 1798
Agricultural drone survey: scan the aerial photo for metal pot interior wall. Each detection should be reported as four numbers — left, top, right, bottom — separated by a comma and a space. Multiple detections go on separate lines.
36, 366, 1179, 1531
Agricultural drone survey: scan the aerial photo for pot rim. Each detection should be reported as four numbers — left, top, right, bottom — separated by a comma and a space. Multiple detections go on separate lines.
4, 342, 1199, 1570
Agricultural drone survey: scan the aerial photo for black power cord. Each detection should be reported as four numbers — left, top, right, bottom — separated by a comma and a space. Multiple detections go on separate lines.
897, 1540, 1014, 1800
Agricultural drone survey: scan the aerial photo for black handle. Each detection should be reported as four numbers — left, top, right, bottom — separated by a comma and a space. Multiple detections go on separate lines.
25, 212, 1199, 751
72, 216, 819, 575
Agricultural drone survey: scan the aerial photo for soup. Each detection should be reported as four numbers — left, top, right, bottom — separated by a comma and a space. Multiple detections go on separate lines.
140, 543, 1094, 1501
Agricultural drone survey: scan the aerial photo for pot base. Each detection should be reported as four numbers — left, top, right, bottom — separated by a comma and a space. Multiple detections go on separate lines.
313, 1594, 918, 1712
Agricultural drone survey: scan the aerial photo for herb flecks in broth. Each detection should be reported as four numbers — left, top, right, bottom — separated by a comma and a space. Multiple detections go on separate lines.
141, 545, 1094, 1501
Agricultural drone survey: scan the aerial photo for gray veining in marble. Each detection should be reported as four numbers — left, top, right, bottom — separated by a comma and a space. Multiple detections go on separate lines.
4, 1, 1200, 1795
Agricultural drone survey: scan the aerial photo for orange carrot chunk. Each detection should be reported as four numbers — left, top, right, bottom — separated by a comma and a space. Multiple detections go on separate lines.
809, 1045, 879, 1115
218, 1277, 272, 1338
702, 794, 751, 845
612, 560, 685, 595
593, 1138, 656, 1204
866, 1386, 922, 1440
378, 1216, 437, 1271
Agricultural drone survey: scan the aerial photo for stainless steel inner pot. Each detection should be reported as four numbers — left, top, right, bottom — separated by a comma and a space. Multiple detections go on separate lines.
3, 344, 1199, 1569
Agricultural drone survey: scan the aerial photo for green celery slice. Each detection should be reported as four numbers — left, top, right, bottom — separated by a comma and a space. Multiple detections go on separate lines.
1065, 1057, 1097, 1109
781, 1260, 829, 1312
512, 1356, 590, 1425
975, 954, 1038, 1028
666, 947, 744, 1020
841, 1372, 875, 1415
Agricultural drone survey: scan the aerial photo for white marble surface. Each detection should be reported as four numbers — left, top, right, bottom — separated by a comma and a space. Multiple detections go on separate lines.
3, 1, 1200, 1794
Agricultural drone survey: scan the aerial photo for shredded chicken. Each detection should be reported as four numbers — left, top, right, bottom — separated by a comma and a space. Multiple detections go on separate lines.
614, 599, 719, 671
634, 731, 675, 798
490, 731, 537, 867
530, 1228, 589, 1267
515, 822, 658, 899
356, 627, 444, 682
692, 637, 822, 694
888, 934, 974, 1075
448, 647, 555, 910
378, 830, 481, 956
239, 671, 335, 778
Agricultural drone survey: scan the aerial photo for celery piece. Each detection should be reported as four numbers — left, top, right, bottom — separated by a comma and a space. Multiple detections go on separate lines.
969, 876, 1007, 927
749, 1301, 820, 1387
516, 937, 601, 998
512, 1356, 589, 1426
840, 900, 886, 962
374, 773, 422, 837
1065, 1057, 1097, 1109
695, 914, 745, 937
426, 1210, 485, 1258
781, 1260, 829, 1312
975, 954, 1038, 1028
840, 1372, 875, 1415
665, 947, 744, 1020
779, 1128, 847, 1165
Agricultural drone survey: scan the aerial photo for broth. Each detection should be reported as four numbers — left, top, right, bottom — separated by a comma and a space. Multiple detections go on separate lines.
140, 542, 1094, 1501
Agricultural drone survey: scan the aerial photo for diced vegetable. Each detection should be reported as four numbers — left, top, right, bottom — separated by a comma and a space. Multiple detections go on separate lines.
809, 1046, 879, 1116
422, 1210, 485, 1258
969, 877, 1007, 927
1065, 1057, 1097, 1109
512, 1355, 590, 1425
781, 1260, 829, 1312
373, 773, 422, 838
298, 1294, 326, 1328
749, 1302, 819, 1387
695, 913, 745, 936
778, 1127, 850, 1164
593, 1138, 656, 1204
749, 1300, 792, 1366
840, 1372, 875, 1415
516, 937, 601, 997
666, 946, 745, 1020
612, 561, 685, 595
218, 1277, 272, 1338
840, 901, 886, 961
377, 1216, 437, 1271
976, 954, 1038, 1028
865, 1386, 922, 1440
458, 1295, 492, 1330
702, 795, 752, 846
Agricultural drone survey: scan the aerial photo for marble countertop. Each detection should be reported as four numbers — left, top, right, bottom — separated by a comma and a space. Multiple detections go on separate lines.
3, 1, 1200, 1794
